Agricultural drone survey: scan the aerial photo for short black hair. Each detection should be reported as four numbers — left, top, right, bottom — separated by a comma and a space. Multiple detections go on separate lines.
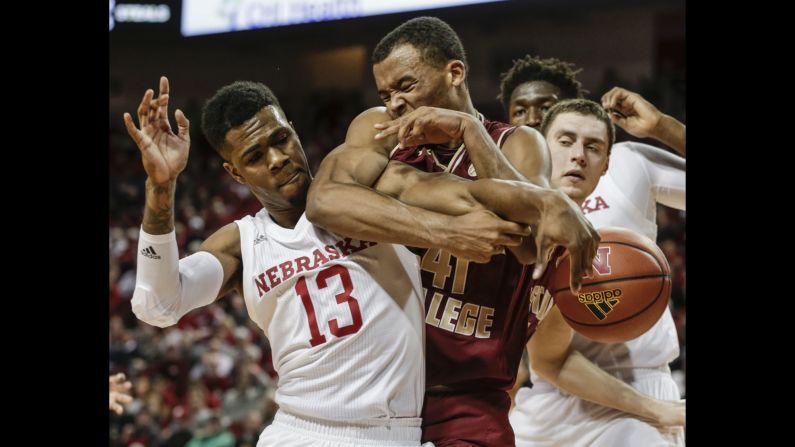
201, 81, 282, 154
372, 16, 468, 71
540, 99, 615, 152
497, 55, 587, 114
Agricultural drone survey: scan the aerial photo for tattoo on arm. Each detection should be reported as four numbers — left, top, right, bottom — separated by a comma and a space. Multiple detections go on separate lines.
143, 179, 176, 234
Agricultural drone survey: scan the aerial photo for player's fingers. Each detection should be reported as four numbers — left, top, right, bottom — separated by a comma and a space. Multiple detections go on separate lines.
568, 248, 585, 294
533, 239, 555, 280
601, 87, 620, 109
495, 220, 531, 237
123, 113, 144, 146
175, 109, 190, 139
158, 76, 170, 120
137, 89, 154, 127
148, 98, 158, 124
374, 120, 401, 138
396, 118, 415, 144
494, 233, 523, 247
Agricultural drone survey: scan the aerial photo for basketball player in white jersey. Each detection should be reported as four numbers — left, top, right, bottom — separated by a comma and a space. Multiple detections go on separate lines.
499, 55, 686, 446
122, 77, 600, 446
124, 78, 427, 447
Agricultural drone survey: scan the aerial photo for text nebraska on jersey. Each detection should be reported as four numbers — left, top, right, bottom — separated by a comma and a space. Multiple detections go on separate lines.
254, 237, 378, 296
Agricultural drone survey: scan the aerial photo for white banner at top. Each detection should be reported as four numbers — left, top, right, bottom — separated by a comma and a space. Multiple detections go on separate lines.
181, 0, 505, 36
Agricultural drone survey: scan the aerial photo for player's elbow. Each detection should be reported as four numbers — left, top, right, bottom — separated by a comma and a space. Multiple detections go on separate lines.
130, 286, 179, 328
531, 361, 562, 385
529, 349, 567, 384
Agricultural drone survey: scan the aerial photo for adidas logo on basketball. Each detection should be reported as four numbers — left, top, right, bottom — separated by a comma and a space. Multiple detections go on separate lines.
578, 288, 622, 304
578, 288, 621, 320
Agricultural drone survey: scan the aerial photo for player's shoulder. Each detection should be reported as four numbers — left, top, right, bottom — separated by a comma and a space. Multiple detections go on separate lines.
349, 106, 391, 129
609, 141, 651, 167
612, 141, 666, 160
215, 220, 242, 239
482, 116, 513, 131
203, 221, 242, 256
610, 140, 636, 155
482, 116, 517, 141
344, 106, 395, 151
502, 123, 543, 147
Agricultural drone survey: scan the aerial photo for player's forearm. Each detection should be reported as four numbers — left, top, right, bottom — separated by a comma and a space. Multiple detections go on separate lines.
391, 174, 549, 226
394, 176, 540, 264
306, 181, 454, 249
540, 350, 663, 422
651, 114, 686, 156
143, 178, 176, 234
467, 179, 550, 224
461, 117, 529, 182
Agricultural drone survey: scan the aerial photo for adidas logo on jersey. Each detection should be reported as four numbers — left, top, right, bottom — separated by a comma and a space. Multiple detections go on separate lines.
141, 246, 161, 259
254, 234, 266, 245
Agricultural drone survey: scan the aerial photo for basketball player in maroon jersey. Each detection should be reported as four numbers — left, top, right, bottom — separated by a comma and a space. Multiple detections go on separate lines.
354, 99, 684, 445
306, 17, 603, 446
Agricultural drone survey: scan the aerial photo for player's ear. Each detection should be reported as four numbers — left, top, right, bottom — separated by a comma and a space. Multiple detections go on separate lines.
448, 60, 466, 88
223, 162, 246, 185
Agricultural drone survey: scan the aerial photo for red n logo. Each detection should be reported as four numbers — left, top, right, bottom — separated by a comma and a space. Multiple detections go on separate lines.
591, 247, 612, 276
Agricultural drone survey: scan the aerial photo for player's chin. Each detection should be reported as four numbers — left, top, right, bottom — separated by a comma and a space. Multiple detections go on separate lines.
556, 183, 584, 202
282, 173, 310, 202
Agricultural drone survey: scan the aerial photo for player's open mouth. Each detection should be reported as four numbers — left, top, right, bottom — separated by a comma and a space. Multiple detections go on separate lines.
564, 169, 585, 181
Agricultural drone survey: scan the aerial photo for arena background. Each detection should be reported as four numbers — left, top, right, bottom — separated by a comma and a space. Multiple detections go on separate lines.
108, 1, 685, 445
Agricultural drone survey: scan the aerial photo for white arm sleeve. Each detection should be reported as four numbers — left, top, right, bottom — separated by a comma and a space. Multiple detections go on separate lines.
631, 142, 686, 211
131, 228, 224, 328
610, 142, 686, 214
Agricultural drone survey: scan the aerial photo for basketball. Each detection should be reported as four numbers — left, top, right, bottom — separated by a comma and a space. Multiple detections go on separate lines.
550, 227, 671, 343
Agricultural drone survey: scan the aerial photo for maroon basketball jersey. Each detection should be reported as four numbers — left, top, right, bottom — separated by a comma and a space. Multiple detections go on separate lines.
390, 115, 558, 392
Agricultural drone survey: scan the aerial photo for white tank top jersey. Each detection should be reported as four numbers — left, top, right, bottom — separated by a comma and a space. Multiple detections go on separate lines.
539, 142, 686, 377
235, 210, 425, 424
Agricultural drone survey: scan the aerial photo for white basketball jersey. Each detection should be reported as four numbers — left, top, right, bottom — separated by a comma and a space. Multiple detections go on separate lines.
580, 144, 659, 242
235, 210, 425, 424
547, 143, 683, 374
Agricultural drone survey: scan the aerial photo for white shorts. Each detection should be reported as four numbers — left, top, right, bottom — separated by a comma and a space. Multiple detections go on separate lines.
257, 410, 430, 447
509, 366, 684, 447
